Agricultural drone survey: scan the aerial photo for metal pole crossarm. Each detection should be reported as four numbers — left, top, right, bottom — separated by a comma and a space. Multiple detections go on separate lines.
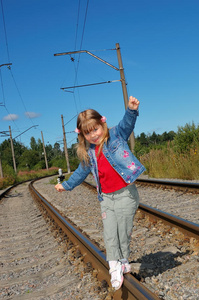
0, 63, 12, 68
0, 131, 9, 137
13, 125, 39, 140
54, 50, 119, 71
61, 80, 121, 90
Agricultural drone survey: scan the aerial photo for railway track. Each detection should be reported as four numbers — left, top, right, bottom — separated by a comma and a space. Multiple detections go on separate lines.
83, 180, 199, 240
1, 176, 199, 299
34, 175, 199, 299
136, 178, 199, 194
29, 180, 160, 300
0, 182, 109, 299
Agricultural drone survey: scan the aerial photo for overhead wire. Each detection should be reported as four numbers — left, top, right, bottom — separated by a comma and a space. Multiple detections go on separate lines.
70, 0, 82, 113
71, 0, 90, 113
74, 0, 81, 51
69, 1, 119, 105
0, 69, 5, 106
64, 113, 78, 127
0, 0, 10, 62
4, 105, 20, 132
0, 0, 37, 145
9, 68, 35, 126
61, 0, 90, 136
75, 0, 90, 75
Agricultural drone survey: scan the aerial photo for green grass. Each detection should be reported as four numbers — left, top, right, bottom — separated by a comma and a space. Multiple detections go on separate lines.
1, 143, 199, 190
0, 167, 60, 190
140, 144, 199, 180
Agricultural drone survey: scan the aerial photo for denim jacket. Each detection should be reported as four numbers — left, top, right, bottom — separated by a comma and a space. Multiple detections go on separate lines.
62, 107, 146, 201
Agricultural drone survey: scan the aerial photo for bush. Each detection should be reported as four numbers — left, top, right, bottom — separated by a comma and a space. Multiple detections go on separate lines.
50, 158, 67, 169
33, 161, 46, 171
69, 157, 80, 171
140, 142, 199, 180
2, 164, 16, 178
173, 122, 199, 153
0, 167, 59, 190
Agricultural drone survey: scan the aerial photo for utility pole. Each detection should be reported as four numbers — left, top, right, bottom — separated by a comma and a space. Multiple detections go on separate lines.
54, 43, 136, 151
0, 157, 3, 178
9, 126, 17, 173
61, 115, 71, 173
41, 131, 49, 170
116, 43, 135, 151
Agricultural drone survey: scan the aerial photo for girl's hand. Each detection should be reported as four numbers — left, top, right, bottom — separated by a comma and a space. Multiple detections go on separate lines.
55, 183, 66, 192
128, 96, 140, 110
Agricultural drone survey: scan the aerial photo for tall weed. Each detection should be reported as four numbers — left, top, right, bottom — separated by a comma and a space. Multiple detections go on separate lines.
0, 167, 59, 190
140, 143, 199, 180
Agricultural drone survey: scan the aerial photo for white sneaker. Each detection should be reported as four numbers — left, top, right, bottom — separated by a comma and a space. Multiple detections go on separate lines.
109, 261, 124, 290
120, 258, 131, 274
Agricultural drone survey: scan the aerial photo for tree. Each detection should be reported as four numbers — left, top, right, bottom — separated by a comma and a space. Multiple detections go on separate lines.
46, 144, 54, 161
30, 137, 38, 151
19, 149, 40, 169
0, 139, 27, 168
173, 122, 199, 153
137, 132, 149, 146
161, 131, 175, 142
53, 142, 62, 157
149, 131, 159, 144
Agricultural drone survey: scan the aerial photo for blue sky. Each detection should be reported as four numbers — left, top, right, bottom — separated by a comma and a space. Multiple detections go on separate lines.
0, 0, 199, 149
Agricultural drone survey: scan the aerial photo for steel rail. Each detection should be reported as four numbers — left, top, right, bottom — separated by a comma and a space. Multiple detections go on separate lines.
136, 178, 199, 193
139, 203, 199, 240
29, 180, 160, 300
83, 181, 199, 240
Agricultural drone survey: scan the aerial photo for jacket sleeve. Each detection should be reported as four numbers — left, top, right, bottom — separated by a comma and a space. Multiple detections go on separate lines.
61, 162, 91, 191
116, 107, 139, 141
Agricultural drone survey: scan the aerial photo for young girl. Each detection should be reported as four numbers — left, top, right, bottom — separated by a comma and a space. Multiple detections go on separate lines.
55, 96, 145, 290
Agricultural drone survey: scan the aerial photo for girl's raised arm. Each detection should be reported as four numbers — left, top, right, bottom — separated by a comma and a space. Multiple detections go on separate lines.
128, 96, 140, 110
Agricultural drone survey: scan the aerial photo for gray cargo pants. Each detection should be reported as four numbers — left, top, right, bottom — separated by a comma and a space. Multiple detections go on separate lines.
100, 184, 139, 261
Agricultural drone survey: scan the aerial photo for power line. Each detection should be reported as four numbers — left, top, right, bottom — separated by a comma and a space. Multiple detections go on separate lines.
4, 105, 20, 131
0, 63, 12, 106
55, 0, 90, 114
0, 0, 10, 62
74, 0, 81, 51
64, 114, 78, 126
9, 68, 35, 126
0, 131, 9, 137
74, 0, 90, 77
79, 0, 89, 50
1, 0, 35, 131
0, 69, 5, 106
72, 0, 90, 113
13, 125, 39, 140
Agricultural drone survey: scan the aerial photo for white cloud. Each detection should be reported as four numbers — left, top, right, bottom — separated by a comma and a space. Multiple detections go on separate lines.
25, 112, 41, 119
3, 114, 19, 121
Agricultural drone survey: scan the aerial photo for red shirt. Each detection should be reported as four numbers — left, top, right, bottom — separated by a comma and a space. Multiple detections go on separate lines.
95, 146, 128, 193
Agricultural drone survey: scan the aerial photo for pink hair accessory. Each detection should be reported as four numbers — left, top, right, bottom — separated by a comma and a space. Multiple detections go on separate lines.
101, 116, 106, 123
75, 128, 80, 134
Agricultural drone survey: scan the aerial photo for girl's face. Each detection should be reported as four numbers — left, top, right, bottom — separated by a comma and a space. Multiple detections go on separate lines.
83, 125, 104, 145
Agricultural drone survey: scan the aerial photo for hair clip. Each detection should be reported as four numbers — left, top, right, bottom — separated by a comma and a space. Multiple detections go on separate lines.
75, 128, 80, 134
101, 116, 106, 123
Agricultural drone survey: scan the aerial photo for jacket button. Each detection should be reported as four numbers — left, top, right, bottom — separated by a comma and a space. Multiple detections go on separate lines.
113, 164, 115, 167
107, 155, 109, 158
121, 172, 124, 175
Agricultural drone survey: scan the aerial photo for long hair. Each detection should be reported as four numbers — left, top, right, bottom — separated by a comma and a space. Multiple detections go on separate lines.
76, 109, 109, 165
